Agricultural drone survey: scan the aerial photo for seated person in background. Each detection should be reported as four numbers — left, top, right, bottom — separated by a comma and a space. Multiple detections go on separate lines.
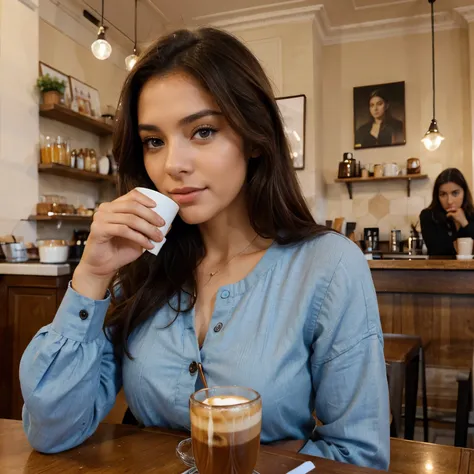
19, 27, 389, 469
420, 168, 474, 256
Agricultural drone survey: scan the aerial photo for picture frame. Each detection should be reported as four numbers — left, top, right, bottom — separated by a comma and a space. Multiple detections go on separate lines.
38, 62, 72, 107
276, 94, 306, 170
69, 76, 101, 119
353, 81, 406, 149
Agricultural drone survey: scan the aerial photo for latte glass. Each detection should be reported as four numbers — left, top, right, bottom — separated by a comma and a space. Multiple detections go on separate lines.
190, 386, 262, 474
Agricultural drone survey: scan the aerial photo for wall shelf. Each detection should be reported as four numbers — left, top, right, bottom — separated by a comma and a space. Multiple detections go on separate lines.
26, 215, 93, 223
39, 104, 114, 136
335, 174, 428, 199
38, 163, 117, 183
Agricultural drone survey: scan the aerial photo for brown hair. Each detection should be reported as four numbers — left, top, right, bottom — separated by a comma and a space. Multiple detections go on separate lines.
428, 168, 474, 218
106, 27, 327, 357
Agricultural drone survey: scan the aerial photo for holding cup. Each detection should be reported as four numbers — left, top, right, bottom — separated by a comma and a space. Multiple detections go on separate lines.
134, 187, 179, 255
456, 237, 473, 260
190, 386, 262, 474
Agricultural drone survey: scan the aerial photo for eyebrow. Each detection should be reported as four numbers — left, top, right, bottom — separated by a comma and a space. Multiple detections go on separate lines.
138, 109, 222, 133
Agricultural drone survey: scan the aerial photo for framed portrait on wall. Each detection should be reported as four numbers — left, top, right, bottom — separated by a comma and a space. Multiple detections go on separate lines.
38, 62, 72, 107
276, 94, 306, 170
353, 81, 406, 149
69, 76, 101, 119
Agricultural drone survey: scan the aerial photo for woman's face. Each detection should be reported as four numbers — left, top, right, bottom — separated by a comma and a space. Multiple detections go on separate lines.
137, 72, 248, 225
369, 96, 387, 120
438, 182, 464, 212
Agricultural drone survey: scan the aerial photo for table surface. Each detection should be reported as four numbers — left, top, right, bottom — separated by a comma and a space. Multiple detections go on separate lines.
1, 419, 474, 474
369, 260, 474, 270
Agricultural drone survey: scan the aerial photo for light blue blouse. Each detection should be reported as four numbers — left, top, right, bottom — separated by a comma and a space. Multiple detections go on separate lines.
20, 233, 390, 469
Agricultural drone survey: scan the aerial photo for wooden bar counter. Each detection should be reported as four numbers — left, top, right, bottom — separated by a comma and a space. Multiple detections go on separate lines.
369, 259, 474, 411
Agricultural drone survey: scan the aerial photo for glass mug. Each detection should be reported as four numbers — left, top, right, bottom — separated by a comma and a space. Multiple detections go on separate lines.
178, 386, 262, 474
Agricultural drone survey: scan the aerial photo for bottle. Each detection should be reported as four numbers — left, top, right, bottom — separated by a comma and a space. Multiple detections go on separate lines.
84, 148, 91, 172
70, 149, 77, 168
76, 149, 84, 170
40, 135, 53, 164
90, 149, 98, 173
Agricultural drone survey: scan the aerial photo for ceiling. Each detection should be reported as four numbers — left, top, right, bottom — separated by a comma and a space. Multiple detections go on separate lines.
81, 0, 474, 47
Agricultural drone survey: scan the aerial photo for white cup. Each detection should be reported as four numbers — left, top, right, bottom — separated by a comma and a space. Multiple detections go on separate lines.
383, 163, 399, 177
457, 237, 473, 256
135, 187, 179, 256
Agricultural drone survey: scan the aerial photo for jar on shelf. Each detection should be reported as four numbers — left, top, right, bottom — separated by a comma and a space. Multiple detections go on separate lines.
40, 135, 53, 164
53, 136, 68, 165
77, 149, 85, 170
90, 149, 98, 173
84, 148, 91, 172
70, 149, 77, 168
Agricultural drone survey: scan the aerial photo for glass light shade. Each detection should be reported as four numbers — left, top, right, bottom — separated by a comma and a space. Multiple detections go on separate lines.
421, 119, 444, 151
91, 38, 112, 60
125, 53, 138, 71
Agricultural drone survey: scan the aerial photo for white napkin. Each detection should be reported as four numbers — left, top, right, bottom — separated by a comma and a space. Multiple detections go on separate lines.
287, 461, 316, 474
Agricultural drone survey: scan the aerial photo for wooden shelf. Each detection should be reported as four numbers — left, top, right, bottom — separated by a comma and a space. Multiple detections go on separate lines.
38, 163, 117, 183
335, 174, 428, 199
26, 215, 93, 223
39, 104, 114, 136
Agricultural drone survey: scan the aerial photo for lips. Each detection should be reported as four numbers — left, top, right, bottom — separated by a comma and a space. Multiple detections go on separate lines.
169, 187, 206, 205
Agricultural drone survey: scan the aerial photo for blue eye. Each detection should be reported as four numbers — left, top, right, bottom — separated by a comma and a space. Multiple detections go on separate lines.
142, 137, 163, 150
193, 127, 217, 140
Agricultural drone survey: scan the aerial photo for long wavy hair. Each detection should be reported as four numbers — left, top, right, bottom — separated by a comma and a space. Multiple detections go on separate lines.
428, 168, 474, 219
105, 27, 327, 357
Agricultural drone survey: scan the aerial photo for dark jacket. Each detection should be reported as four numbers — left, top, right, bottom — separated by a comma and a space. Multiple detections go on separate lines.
355, 118, 404, 148
420, 208, 474, 256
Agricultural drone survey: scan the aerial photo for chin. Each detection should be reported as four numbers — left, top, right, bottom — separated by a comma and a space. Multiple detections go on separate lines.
178, 206, 217, 225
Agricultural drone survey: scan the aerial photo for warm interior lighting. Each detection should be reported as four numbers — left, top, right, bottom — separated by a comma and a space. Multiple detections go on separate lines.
422, 119, 445, 151
425, 461, 434, 471
125, 52, 138, 71
91, 26, 112, 60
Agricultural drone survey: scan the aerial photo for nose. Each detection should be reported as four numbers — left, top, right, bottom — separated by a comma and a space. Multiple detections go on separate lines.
164, 139, 194, 178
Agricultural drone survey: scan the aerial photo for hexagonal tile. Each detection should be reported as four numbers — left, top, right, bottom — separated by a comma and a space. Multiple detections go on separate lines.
368, 194, 390, 220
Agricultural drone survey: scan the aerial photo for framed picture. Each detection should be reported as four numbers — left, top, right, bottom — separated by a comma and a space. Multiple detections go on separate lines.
38, 62, 72, 107
276, 94, 306, 170
69, 76, 101, 118
353, 81, 406, 149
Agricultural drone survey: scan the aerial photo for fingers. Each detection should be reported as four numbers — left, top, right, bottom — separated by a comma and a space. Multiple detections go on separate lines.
116, 189, 156, 208
99, 200, 164, 227
91, 222, 155, 250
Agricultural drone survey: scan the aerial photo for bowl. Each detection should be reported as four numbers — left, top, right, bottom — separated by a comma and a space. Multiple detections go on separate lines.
1, 243, 28, 263
37, 240, 69, 264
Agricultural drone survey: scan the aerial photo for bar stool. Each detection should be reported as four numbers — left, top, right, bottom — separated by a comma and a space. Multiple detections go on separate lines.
384, 333, 429, 442
424, 341, 473, 447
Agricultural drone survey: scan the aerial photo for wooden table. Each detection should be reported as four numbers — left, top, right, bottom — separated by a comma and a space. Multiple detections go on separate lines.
1, 419, 473, 474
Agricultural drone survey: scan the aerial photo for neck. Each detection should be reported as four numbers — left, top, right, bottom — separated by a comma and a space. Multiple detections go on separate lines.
199, 192, 261, 262
374, 117, 383, 125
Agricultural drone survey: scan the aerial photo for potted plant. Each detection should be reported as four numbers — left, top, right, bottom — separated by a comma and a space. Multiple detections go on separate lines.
36, 74, 66, 106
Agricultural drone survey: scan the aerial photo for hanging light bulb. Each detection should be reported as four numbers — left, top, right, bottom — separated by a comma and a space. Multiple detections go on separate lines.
422, 119, 445, 151
91, 0, 111, 61
422, 0, 444, 151
92, 26, 112, 60
125, 49, 138, 71
125, 0, 139, 71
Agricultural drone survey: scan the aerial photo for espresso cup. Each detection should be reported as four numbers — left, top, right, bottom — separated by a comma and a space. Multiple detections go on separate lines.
134, 187, 179, 256
457, 237, 473, 256
190, 386, 262, 474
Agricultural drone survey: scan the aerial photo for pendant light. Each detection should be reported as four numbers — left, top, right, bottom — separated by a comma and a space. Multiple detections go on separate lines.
421, 0, 444, 151
125, 0, 139, 71
91, 0, 112, 60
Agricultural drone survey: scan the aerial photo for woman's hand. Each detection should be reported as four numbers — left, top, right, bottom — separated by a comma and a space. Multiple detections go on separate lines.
72, 190, 165, 299
447, 208, 469, 229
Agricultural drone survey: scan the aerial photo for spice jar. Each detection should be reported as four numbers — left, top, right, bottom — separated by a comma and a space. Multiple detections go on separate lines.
90, 149, 98, 173
77, 149, 85, 170
84, 148, 92, 172
40, 135, 53, 164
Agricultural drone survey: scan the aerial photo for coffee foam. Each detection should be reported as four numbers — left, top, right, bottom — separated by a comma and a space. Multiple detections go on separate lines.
191, 397, 261, 444
203, 396, 249, 406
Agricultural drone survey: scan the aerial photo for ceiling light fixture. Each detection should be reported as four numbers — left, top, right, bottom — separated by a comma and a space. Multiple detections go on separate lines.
125, 0, 139, 71
421, 0, 444, 151
91, 0, 112, 60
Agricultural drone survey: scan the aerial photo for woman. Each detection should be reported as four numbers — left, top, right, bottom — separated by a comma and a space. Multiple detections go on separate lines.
420, 168, 474, 256
355, 89, 404, 148
19, 28, 389, 469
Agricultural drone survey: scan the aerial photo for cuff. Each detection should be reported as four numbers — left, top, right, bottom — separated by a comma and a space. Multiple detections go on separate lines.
51, 283, 111, 343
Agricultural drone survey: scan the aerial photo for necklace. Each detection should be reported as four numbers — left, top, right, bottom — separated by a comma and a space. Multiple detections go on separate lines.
202, 234, 259, 287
